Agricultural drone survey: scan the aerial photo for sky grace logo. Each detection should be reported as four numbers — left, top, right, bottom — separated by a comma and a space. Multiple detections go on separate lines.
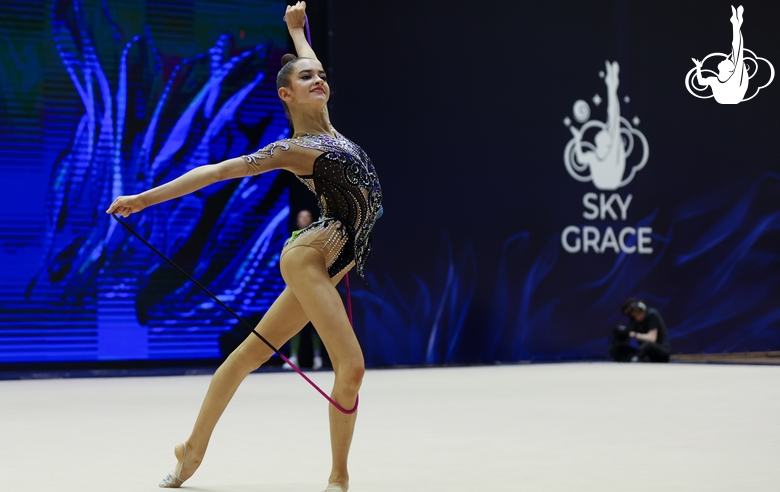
685, 5, 774, 104
561, 61, 651, 255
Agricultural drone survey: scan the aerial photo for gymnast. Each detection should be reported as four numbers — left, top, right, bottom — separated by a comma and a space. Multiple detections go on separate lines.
106, 2, 382, 491
568, 61, 626, 190
692, 5, 748, 104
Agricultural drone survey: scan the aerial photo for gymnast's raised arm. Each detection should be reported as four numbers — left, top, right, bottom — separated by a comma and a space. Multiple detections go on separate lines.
285, 2, 318, 60
284, 2, 335, 127
692, 58, 711, 87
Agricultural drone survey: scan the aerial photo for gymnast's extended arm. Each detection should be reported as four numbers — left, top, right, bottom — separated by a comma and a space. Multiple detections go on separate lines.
106, 144, 307, 218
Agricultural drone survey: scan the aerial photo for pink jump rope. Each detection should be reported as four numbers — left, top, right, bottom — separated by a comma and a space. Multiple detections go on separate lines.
109, 12, 359, 416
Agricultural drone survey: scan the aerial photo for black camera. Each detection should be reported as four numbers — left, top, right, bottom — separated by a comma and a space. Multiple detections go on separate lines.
609, 324, 636, 362
612, 324, 630, 342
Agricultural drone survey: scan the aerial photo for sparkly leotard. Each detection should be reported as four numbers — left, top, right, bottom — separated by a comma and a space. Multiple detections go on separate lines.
242, 132, 382, 280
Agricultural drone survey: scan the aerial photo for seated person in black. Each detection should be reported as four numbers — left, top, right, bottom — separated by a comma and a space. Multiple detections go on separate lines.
619, 298, 671, 363
609, 298, 670, 362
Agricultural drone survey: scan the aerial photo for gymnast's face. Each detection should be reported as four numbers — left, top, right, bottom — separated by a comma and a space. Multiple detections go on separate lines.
279, 58, 330, 110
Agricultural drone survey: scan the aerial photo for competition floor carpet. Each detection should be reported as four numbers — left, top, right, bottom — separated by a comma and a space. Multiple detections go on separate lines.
1, 363, 778, 491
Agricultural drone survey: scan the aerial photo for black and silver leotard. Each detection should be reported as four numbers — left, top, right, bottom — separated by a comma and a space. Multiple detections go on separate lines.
243, 132, 382, 280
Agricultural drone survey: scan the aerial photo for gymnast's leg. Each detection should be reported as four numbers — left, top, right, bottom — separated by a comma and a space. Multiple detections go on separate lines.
281, 247, 362, 492
160, 287, 309, 487
730, 6, 745, 69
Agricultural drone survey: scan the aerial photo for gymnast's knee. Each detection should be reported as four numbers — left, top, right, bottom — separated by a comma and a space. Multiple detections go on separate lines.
334, 362, 365, 394
226, 344, 272, 373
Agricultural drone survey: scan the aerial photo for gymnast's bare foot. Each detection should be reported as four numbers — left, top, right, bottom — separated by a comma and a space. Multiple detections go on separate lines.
324, 479, 349, 492
159, 442, 203, 488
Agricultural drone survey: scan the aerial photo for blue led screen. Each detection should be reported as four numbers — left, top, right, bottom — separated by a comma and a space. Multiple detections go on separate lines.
0, 0, 291, 362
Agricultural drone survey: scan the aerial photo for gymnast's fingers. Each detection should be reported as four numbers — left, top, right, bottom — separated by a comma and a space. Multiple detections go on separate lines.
106, 197, 123, 214
107, 196, 142, 216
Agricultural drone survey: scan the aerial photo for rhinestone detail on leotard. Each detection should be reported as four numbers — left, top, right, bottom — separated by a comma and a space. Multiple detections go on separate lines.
247, 132, 382, 280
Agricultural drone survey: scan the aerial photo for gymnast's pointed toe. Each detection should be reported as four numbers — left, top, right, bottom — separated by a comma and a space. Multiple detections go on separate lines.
159, 472, 184, 488
159, 442, 197, 488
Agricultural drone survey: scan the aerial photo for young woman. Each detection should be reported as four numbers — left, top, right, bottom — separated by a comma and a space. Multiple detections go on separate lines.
106, 3, 382, 491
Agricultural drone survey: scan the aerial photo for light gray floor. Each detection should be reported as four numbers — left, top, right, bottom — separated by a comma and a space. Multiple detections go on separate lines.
1, 363, 778, 491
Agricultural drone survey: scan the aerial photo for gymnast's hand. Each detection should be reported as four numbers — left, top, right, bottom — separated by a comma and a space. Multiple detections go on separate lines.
106, 195, 147, 218
285, 1, 307, 31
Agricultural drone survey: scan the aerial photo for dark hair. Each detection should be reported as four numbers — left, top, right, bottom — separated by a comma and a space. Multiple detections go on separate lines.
620, 297, 646, 315
276, 53, 300, 91
276, 53, 305, 133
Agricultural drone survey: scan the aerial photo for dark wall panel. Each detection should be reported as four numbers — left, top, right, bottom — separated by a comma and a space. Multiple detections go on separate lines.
329, 0, 780, 363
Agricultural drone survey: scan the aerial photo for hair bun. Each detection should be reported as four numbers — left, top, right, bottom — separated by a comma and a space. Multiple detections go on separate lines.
281, 53, 297, 65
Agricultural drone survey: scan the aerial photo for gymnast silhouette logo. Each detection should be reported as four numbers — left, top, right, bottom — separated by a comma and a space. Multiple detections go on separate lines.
563, 61, 649, 191
685, 5, 774, 104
